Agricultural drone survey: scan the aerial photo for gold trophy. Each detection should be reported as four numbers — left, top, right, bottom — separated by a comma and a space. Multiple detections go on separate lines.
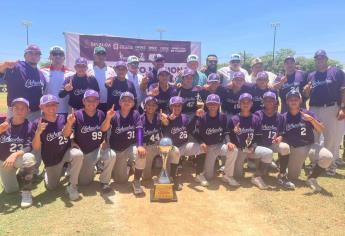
151, 137, 177, 202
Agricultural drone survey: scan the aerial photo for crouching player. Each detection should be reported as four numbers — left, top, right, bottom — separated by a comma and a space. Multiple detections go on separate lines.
283, 90, 333, 192
101, 92, 146, 195
32, 95, 85, 200
0, 98, 36, 208
63, 89, 116, 198
194, 94, 239, 187
161, 96, 202, 190
254, 92, 294, 190
230, 93, 274, 190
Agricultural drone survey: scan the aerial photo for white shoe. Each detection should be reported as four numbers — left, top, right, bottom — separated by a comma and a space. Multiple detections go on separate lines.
67, 185, 80, 201
222, 176, 240, 187
251, 176, 268, 190
132, 180, 144, 195
195, 174, 209, 187
21, 191, 33, 208
307, 178, 322, 192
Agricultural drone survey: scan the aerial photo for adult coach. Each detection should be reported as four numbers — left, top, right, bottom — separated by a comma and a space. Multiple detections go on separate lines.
248, 58, 276, 84
218, 54, 249, 87
0, 44, 46, 121
41, 46, 74, 116
175, 54, 207, 87
88, 46, 116, 113
303, 49, 345, 174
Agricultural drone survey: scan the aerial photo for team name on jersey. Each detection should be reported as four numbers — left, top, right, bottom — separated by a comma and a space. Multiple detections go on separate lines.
205, 127, 223, 135
171, 127, 186, 135
112, 90, 122, 97
286, 122, 306, 131
74, 88, 87, 96
114, 125, 134, 134
46, 131, 63, 142
311, 80, 331, 88
238, 127, 254, 135
261, 124, 277, 131
81, 125, 101, 134
282, 82, 299, 89
25, 79, 44, 88
144, 128, 159, 137
0, 135, 24, 144
253, 96, 262, 102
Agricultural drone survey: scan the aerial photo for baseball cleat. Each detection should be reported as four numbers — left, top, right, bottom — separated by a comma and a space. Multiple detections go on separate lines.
101, 183, 112, 194
326, 166, 337, 176
222, 175, 240, 187
335, 159, 345, 167
132, 180, 144, 195
21, 190, 33, 208
278, 175, 295, 190
307, 178, 322, 193
251, 176, 269, 190
67, 185, 80, 201
195, 174, 209, 187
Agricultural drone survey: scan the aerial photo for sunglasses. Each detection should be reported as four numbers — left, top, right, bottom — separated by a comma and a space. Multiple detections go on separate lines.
52, 52, 64, 57
231, 60, 241, 64
96, 52, 106, 56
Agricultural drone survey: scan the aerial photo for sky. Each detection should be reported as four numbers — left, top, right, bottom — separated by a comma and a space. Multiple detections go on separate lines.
1, 0, 345, 64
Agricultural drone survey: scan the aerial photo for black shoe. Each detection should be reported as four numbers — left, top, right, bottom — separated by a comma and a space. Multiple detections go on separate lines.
173, 179, 183, 191
101, 183, 112, 194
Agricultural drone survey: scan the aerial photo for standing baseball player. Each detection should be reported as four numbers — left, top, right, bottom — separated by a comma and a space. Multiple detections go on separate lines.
32, 95, 84, 200
303, 49, 345, 175
273, 56, 308, 113
229, 93, 274, 190
199, 73, 227, 108
105, 61, 137, 109
59, 57, 99, 110
177, 68, 199, 117
194, 94, 239, 187
254, 91, 294, 189
283, 90, 333, 192
63, 89, 116, 195
101, 92, 146, 195
0, 98, 36, 208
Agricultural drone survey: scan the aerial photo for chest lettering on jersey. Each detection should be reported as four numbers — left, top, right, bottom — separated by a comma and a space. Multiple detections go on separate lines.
25, 79, 44, 88
115, 125, 134, 134
205, 127, 223, 136
74, 88, 86, 96
81, 125, 101, 134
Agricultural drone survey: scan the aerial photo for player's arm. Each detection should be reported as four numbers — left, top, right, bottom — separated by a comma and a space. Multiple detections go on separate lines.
301, 111, 324, 133
0, 61, 18, 74
101, 105, 115, 132
63, 111, 76, 138
2, 149, 25, 168
32, 119, 47, 151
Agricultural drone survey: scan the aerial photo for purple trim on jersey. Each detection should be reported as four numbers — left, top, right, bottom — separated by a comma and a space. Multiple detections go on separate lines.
195, 112, 227, 145
141, 113, 162, 145
4, 61, 46, 111
0, 119, 34, 161
136, 127, 143, 147
255, 110, 284, 147
73, 109, 105, 154
33, 114, 70, 167
106, 77, 137, 109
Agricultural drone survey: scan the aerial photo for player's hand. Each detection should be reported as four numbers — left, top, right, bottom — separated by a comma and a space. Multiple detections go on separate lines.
36, 118, 48, 135
106, 104, 116, 119
303, 82, 312, 96
2, 153, 18, 169
195, 108, 205, 118
105, 78, 114, 87
233, 123, 241, 135
160, 109, 169, 123
272, 134, 282, 144
0, 121, 9, 134
200, 66, 207, 73
300, 111, 314, 122
176, 83, 182, 88
67, 109, 76, 126
337, 109, 345, 120
200, 143, 208, 153
169, 113, 177, 120
137, 146, 147, 158
100, 141, 109, 150
64, 79, 73, 92
203, 84, 210, 91
226, 81, 233, 89
227, 142, 236, 151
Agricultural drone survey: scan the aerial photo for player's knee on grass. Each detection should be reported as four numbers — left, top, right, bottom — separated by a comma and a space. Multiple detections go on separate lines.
278, 142, 290, 156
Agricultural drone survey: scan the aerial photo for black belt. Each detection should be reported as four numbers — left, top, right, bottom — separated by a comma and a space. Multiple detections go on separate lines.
310, 102, 336, 107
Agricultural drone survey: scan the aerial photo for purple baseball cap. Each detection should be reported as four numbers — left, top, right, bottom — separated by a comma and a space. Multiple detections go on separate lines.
114, 61, 127, 68
169, 96, 183, 105
183, 68, 195, 77
256, 71, 269, 80
207, 73, 220, 83
157, 67, 171, 76
206, 94, 220, 104
233, 71, 245, 80
154, 54, 165, 62
75, 57, 88, 66
286, 90, 301, 100
239, 93, 253, 102
83, 89, 99, 99
314, 49, 328, 58
40, 94, 59, 105
120, 91, 134, 101
11, 98, 30, 107
284, 56, 295, 63
144, 96, 158, 105
24, 44, 41, 54
263, 91, 277, 100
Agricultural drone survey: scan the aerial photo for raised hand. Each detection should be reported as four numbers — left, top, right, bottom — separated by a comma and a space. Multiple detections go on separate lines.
67, 108, 76, 126
0, 121, 9, 134
106, 104, 116, 119
195, 108, 205, 118
160, 109, 169, 124
303, 81, 312, 96
64, 79, 73, 92
36, 118, 48, 135
233, 123, 241, 135
105, 77, 114, 87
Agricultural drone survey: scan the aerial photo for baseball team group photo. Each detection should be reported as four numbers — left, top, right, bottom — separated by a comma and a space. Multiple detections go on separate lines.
1, 1, 345, 235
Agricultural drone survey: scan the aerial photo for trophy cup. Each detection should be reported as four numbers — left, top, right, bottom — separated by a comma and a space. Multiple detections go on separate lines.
151, 137, 177, 202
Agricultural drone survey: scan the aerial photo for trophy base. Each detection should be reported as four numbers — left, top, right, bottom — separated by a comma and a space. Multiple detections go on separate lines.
150, 177, 177, 202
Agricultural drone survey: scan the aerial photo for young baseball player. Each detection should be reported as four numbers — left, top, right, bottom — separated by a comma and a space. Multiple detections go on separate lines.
101, 91, 146, 195
229, 93, 274, 190
194, 94, 239, 187
0, 98, 36, 208
283, 90, 333, 192
59, 57, 100, 110
161, 96, 201, 190
140, 96, 163, 180
105, 61, 137, 110
147, 67, 177, 113
199, 73, 227, 112
63, 89, 116, 197
32, 94, 85, 200
254, 91, 294, 190
177, 68, 199, 117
